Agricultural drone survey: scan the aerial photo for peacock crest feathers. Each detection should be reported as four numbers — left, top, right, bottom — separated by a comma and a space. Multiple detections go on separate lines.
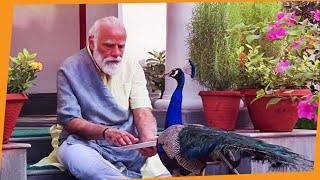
182, 59, 196, 79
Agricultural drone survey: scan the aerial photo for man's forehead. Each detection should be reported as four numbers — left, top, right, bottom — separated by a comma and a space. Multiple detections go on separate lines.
104, 40, 125, 45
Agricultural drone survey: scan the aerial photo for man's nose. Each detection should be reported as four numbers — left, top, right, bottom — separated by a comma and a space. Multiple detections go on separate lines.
111, 46, 121, 57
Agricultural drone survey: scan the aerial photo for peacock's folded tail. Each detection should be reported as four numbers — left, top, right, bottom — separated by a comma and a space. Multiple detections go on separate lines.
178, 125, 314, 171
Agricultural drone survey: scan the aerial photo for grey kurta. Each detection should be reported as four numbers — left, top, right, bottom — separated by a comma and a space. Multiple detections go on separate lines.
57, 48, 146, 178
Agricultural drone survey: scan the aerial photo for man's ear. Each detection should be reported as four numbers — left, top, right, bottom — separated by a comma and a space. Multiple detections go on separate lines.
88, 36, 95, 51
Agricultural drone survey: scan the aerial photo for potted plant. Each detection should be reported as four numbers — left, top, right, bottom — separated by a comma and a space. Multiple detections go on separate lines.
229, 11, 320, 132
187, 2, 281, 130
4, 48, 43, 143
142, 50, 166, 99
187, 2, 242, 131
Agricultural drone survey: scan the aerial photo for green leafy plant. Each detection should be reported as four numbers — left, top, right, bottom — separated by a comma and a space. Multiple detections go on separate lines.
143, 50, 166, 99
7, 48, 43, 93
188, 2, 282, 91
295, 118, 317, 130
229, 11, 320, 103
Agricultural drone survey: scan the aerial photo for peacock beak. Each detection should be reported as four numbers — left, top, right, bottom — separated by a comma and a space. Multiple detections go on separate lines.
164, 72, 170, 76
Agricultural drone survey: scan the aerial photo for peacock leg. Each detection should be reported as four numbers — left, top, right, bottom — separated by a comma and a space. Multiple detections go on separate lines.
197, 168, 206, 176
217, 152, 240, 175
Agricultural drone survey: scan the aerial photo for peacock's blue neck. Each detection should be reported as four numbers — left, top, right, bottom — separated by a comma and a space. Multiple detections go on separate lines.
164, 73, 185, 129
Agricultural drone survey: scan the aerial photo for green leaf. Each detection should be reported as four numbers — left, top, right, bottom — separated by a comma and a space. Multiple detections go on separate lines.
246, 35, 260, 44
23, 48, 29, 57
310, 95, 318, 103
18, 52, 24, 61
256, 89, 266, 97
266, 98, 282, 109
287, 30, 299, 36
245, 44, 253, 50
29, 53, 37, 59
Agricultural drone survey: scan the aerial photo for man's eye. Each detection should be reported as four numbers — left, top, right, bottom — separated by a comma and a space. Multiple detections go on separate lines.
105, 44, 113, 48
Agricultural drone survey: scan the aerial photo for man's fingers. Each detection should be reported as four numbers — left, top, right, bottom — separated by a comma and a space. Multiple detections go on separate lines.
104, 129, 139, 146
122, 135, 132, 145
126, 133, 139, 143
118, 138, 127, 146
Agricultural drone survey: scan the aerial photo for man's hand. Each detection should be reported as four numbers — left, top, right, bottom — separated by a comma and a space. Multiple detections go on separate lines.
104, 129, 139, 146
138, 137, 157, 157
139, 146, 157, 157
132, 108, 158, 157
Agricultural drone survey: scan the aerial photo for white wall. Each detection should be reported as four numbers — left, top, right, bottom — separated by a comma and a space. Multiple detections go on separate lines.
10, 4, 163, 93
122, 3, 166, 63
11, 5, 80, 94
86, 4, 119, 38
10, 4, 119, 93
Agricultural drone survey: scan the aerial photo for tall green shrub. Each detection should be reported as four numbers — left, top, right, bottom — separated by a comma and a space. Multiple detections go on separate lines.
188, 2, 238, 90
187, 2, 282, 90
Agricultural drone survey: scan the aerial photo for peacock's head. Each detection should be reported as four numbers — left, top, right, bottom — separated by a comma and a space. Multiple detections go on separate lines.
166, 68, 184, 82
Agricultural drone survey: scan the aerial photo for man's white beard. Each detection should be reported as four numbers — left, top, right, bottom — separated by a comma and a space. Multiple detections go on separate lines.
92, 49, 123, 75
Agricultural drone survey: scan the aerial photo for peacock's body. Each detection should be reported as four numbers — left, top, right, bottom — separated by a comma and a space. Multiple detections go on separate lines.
156, 63, 314, 176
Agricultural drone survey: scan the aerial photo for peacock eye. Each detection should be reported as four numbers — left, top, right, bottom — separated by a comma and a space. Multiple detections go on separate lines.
171, 69, 178, 77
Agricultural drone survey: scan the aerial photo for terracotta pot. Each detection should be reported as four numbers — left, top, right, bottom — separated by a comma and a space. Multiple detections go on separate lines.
199, 91, 243, 131
243, 89, 311, 132
3, 93, 28, 144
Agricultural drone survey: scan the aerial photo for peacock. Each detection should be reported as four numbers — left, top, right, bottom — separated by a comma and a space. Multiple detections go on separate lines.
156, 60, 314, 177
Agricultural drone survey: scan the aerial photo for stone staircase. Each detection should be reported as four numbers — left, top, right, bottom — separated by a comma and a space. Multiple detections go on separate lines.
4, 108, 315, 180
9, 128, 77, 180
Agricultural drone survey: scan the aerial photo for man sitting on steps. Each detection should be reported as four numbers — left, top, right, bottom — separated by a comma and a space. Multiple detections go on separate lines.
32, 16, 170, 180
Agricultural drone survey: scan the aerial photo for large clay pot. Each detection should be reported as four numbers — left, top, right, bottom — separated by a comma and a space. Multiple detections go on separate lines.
3, 93, 28, 144
243, 89, 311, 132
199, 91, 243, 131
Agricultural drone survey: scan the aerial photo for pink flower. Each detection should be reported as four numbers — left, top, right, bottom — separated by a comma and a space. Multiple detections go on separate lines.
292, 39, 302, 50
268, 21, 284, 28
276, 12, 286, 21
310, 11, 320, 22
298, 95, 318, 122
276, 12, 296, 25
267, 27, 287, 40
274, 60, 290, 73
287, 12, 296, 25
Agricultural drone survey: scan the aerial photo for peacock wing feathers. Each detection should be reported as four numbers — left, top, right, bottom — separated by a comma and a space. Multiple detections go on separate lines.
178, 125, 314, 171
157, 125, 206, 174
158, 125, 184, 159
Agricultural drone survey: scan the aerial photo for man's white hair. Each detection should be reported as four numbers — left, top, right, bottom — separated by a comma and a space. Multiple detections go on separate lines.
88, 16, 125, 45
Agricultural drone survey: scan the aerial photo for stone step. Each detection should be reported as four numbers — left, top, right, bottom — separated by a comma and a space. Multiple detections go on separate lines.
27, 166, 77, 180
17, 107, 254, 129
1, 143, 31, 180
10, 128, 52, 164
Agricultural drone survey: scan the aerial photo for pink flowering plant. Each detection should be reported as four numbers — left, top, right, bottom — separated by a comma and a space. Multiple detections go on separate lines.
296, 93, 318, 129
228, 11, 320, 104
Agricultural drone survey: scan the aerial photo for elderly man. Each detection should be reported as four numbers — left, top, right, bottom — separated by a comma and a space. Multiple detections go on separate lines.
56, 16, 169, 179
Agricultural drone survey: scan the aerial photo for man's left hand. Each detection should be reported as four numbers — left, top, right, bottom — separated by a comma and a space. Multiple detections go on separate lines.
138, 137, 158, 157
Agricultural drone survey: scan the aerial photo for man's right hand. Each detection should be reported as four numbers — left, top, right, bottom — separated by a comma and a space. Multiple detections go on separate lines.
104, 128, 139, 146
